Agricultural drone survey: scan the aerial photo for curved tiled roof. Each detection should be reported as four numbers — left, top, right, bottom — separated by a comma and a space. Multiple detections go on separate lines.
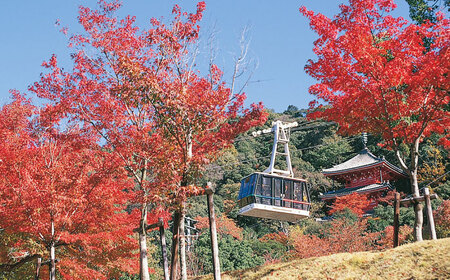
322, 148, 406, 177
320, 182, 394, 200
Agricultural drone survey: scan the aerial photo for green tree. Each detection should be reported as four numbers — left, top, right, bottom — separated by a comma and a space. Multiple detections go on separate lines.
406, 0, 449, 24
192, 234, 264, 274
367, 205, 416, 232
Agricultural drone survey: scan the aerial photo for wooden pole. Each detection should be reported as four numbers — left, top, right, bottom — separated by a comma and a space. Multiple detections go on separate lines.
393, 192, 400, 247
206, 183, 221, 280
159, 218, 170, 280
35, 257, 41, 280
400, 193, 438, 206
170, 211, 181, 280
424, 188, 437, 240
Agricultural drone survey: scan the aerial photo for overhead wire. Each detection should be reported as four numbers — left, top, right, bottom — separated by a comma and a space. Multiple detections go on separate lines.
402, 170, 450, 199
232, 120, 334, 144
205, 133, 361, 171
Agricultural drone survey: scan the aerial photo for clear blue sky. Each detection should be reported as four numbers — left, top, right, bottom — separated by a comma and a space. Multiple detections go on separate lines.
0, 0, 412, 112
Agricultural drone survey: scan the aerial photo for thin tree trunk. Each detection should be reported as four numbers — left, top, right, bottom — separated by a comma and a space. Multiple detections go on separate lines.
411, 169, 424, 241
159, 218, 170, 280
138, 160, 150, 280
206, 186, 221, 280
424, 188, 437, 240
413, 200, 424, 241
180, 131, 192, 280
49, 221, 56, 280
35, 257, 41, 280
49, 243, 56, 280
170, 210, 181, 280
180, 202, 187, 280
139, 204, 150, 280
393, 192, 400, 247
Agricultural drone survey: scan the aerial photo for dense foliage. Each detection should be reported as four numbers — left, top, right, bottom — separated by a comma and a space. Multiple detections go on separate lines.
166, 108, 448, 277
1, 101, 448, 279
0, 95, 137, 280
0, 0, 448, 279
301, 0, 449, 241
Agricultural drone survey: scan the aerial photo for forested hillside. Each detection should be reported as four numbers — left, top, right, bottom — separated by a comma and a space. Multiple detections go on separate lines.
141, 107, 449, 279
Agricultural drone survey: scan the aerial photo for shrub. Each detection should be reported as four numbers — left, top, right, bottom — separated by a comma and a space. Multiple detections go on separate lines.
435, 200, 450, 238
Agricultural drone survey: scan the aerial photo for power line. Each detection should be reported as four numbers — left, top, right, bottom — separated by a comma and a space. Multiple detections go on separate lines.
399, 170, 449, 199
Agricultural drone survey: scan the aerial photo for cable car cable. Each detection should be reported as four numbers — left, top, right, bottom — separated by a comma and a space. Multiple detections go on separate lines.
205, 134, 361, 171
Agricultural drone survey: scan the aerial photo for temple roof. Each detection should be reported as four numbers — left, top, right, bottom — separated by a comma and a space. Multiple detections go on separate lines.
322, 148, 407, 177
320, 182, 394, 200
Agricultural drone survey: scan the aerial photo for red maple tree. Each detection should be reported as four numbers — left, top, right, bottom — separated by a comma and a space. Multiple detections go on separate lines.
329, 193, 371, 217
30, 1, 267, 279
0, 94, 137, 279
301, 0, 449, 241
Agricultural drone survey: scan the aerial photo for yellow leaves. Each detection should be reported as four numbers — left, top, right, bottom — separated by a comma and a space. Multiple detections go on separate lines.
417, 144, 446, 183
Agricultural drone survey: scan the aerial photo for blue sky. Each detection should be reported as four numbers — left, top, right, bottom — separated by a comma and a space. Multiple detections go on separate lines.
0, 0, 412, 112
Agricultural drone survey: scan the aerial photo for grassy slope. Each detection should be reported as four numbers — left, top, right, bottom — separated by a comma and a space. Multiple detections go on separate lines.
193, 238, 450, 280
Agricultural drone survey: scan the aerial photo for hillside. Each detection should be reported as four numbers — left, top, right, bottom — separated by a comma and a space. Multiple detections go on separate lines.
192, 238, 450, 280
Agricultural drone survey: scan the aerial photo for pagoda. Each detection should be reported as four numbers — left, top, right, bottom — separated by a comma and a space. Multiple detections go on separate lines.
320, 139, 407, 210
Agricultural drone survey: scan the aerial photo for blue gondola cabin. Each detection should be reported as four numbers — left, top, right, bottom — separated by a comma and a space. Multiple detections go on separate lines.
237, 172, 311, 222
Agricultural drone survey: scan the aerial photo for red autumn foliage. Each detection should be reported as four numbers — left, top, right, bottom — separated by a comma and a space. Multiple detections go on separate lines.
434, 200, 450, 237
291, 233, 331, 259
260, 232, 289, 246
30, 1, 266, 277
287, 218, 412, 260
325, 218, 377, 253
195, 215, 243, 240
329, 193, 372, 217
259, 212, 413, 261
301, 0, 449, 149
376, 190, 402, 206
301, 0, 449, 241
31, 0, 266, 205
376, 225, 413, 248
0, 96, 138, 279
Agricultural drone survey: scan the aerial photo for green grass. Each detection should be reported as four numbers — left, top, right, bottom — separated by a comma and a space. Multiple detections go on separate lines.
192, 238, 450, 280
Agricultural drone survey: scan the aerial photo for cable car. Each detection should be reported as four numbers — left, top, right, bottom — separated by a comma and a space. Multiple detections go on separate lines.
237, 121, 311, 222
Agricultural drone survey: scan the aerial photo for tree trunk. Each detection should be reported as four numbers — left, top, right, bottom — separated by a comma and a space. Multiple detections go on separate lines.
413, 200, 424, 241
424, 188, 437, 240
180, 131, 192, 280
206, 186, 221, 280
49, 243, 56, 280
170, 210, 181, 280
180, 202, 187, 280
410, 160, 423, 242
139, 204, 150, 280
35, 257, 41, 280
159, 218, 170, 280
393, 192, 400, 247
49, 221, 56, 280
396, 137, 424, 242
